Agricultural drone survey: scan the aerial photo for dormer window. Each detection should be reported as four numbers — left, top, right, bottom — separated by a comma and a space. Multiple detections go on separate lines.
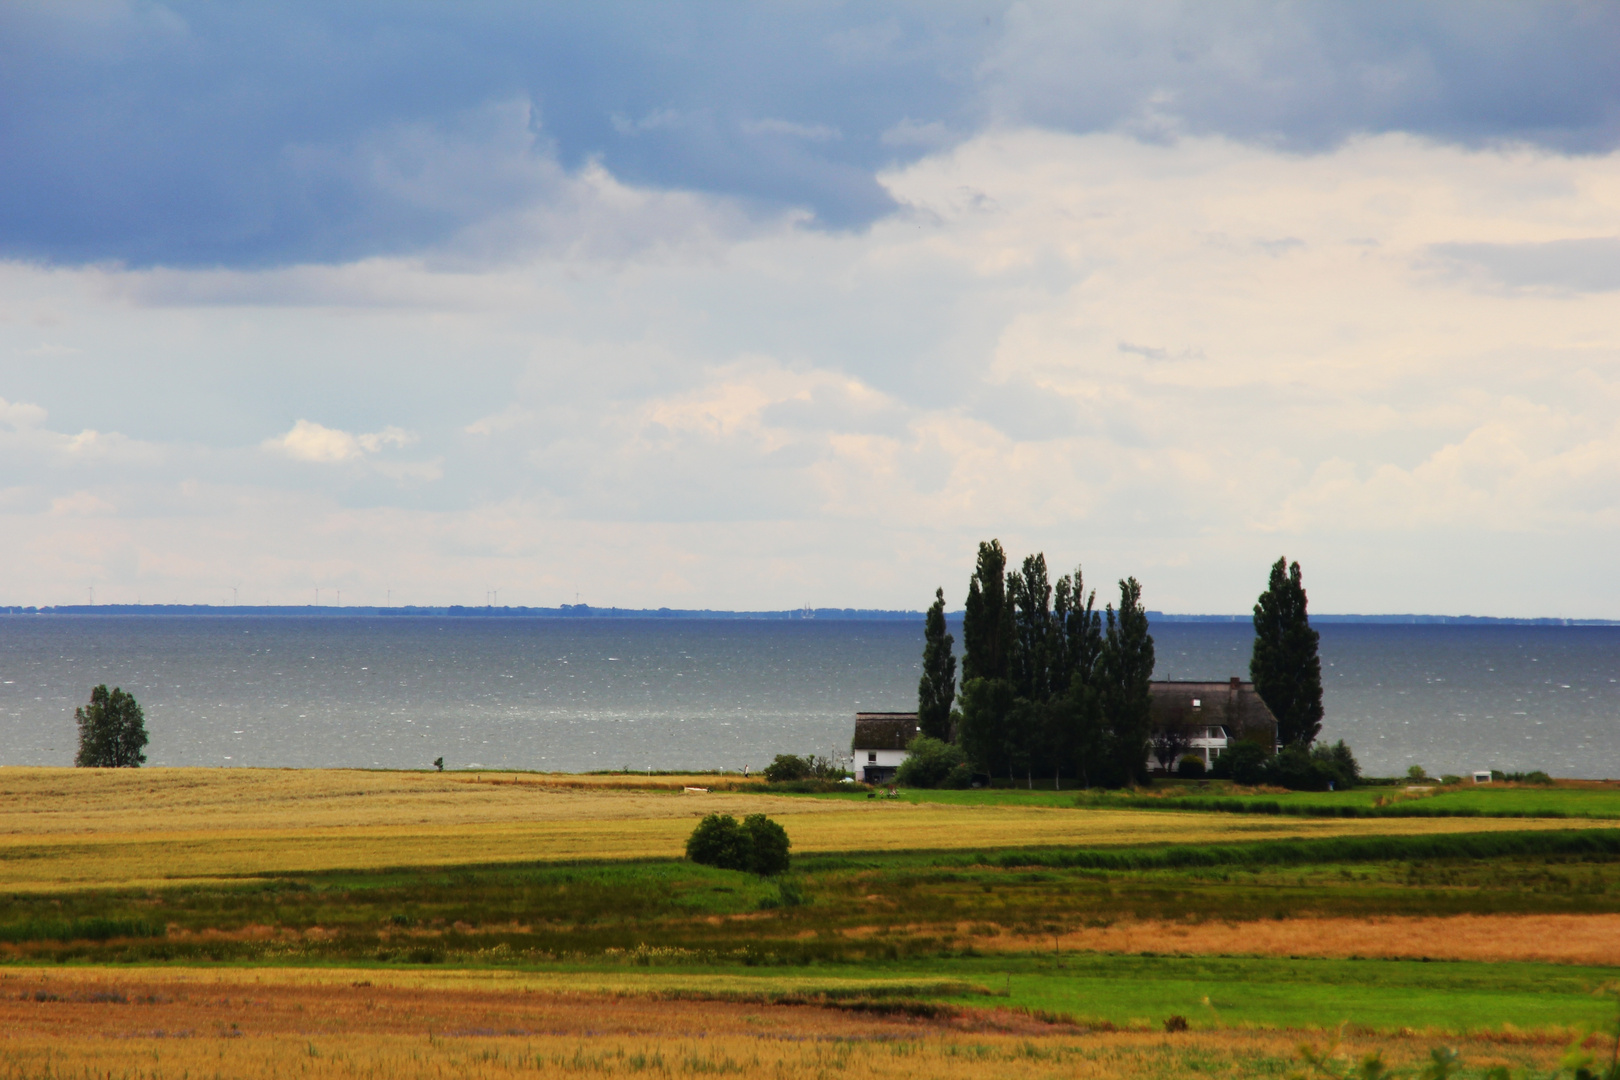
1192, 698, 1201, 708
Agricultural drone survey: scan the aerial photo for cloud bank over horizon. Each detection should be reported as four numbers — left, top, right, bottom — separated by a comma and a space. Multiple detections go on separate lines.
2, 3, 1618, 616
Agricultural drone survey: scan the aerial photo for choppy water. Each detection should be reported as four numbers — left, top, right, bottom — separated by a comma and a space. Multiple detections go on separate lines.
0, 616, 1616, 778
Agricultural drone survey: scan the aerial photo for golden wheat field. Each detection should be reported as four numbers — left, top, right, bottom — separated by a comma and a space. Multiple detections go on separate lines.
0, 968, 1570, 1080
0, 767, 1606, 890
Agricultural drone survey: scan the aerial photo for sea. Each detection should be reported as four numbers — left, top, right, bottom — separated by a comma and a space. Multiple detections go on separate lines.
1, 616, 1617, 779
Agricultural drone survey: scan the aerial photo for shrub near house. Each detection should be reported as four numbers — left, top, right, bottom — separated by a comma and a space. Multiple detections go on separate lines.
895, 736, 972, 789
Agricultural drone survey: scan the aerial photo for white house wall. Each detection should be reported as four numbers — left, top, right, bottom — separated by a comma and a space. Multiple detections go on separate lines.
856, 749, 908, 782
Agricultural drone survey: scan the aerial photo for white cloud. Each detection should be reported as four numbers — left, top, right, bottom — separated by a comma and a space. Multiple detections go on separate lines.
265, 420, 416, 463
3, 129, 1620, 614
0, 397, 48, 429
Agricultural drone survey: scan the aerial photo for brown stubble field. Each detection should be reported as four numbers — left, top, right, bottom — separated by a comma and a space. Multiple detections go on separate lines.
0, 968, 1573, 1080
954, 912, 1620, 966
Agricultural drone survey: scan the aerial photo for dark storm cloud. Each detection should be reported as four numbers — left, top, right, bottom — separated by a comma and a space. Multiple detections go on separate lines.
1, 1, 1616, 269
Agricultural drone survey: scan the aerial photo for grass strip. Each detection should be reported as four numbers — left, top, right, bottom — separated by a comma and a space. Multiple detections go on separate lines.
988, 827, 1620, 870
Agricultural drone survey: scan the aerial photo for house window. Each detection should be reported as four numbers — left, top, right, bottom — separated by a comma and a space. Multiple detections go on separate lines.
1192, 698, 1201, 707
868, 752, 876, 763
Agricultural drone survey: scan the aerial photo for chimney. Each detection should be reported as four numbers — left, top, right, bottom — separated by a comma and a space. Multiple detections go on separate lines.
1230, 676, 1241, 692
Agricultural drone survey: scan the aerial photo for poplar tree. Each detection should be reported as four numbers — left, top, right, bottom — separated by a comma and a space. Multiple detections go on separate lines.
957, 540, 1017, 776
1250, 557, 1324, 746
1008, 553, 1053, 703
1052, 566, 1102, 697
1099, 578, 1155, 785
961, 540, 1010, 682
917, 587, 957, 740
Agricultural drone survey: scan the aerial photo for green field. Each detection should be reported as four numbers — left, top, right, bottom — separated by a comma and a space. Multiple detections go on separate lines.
794, 781, 1620, 819
6, 770, 1620, 1045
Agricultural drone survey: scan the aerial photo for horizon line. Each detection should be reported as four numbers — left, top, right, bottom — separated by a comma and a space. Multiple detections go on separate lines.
2, 603, 1616, 627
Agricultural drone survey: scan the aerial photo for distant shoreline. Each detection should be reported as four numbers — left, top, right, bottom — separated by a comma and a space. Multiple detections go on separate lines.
0, 604, 1615, 626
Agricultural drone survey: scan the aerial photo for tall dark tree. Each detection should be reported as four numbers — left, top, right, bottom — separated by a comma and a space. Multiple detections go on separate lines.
1007, 553, 1054, 703
961, 540, 1011, 682
956, 674, 1015, 779
1099, 578, 1155, 785
917, 587, 957, 741
74, 684, 148, 768
1052, 566, 1102, 698
1250, 557, 1324, 746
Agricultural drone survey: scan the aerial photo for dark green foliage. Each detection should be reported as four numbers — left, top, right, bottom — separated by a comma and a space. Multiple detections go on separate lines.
1210, 741, 1270, 784
0, 917, 163, 944
961, 540, 1011, 682
685, 813, 792, 876
73, 684, 148, 768
761, 754, 843, 783
992, 827, 1620, 871
433, 756, 444, 771
896, 735, 969, 789
917, 587, 957, 740
1506, 770, 1554, 785
953, 545, 1118, 788
1251, 557, 1324, 746
763, 755, 812, 783
1098, 578, 1154, 786
1177, 755, 1206, 779
1150, 717, 1191, 773
1007, 553, 1054, 702
743, 814, 792, 876
686, 813, 752, 869
1212, 739, 1362, 791
1312, 739, 1361, 788
1053, 567, 1103, 696
1265, 744, 1331, 790
955, 676, 1015, 781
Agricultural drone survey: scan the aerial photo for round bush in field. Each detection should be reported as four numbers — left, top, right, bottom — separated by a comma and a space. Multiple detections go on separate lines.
743, 814, 791, 876
685, 813, 792, 876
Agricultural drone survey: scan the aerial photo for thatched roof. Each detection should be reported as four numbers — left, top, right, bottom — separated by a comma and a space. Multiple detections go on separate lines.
852, 712, 919, 751
1149, 679, 1277, 744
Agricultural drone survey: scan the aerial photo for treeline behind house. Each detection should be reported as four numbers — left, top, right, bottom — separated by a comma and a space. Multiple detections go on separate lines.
913, 545, 1336, 789
917, 541, 1154, 788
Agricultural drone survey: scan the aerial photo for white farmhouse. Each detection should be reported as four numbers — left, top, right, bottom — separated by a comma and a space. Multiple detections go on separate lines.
851, 712, 918, 784
1148, 677, 1279, 774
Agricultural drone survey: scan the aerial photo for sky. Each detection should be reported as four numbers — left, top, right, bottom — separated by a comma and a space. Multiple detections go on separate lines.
1, 1, 1618, 616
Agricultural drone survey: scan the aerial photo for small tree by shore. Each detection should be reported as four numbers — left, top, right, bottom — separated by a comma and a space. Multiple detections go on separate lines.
74, 685, 148, 768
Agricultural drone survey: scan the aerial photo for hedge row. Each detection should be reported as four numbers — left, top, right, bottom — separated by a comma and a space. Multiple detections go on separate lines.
0, 917, 165, 944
